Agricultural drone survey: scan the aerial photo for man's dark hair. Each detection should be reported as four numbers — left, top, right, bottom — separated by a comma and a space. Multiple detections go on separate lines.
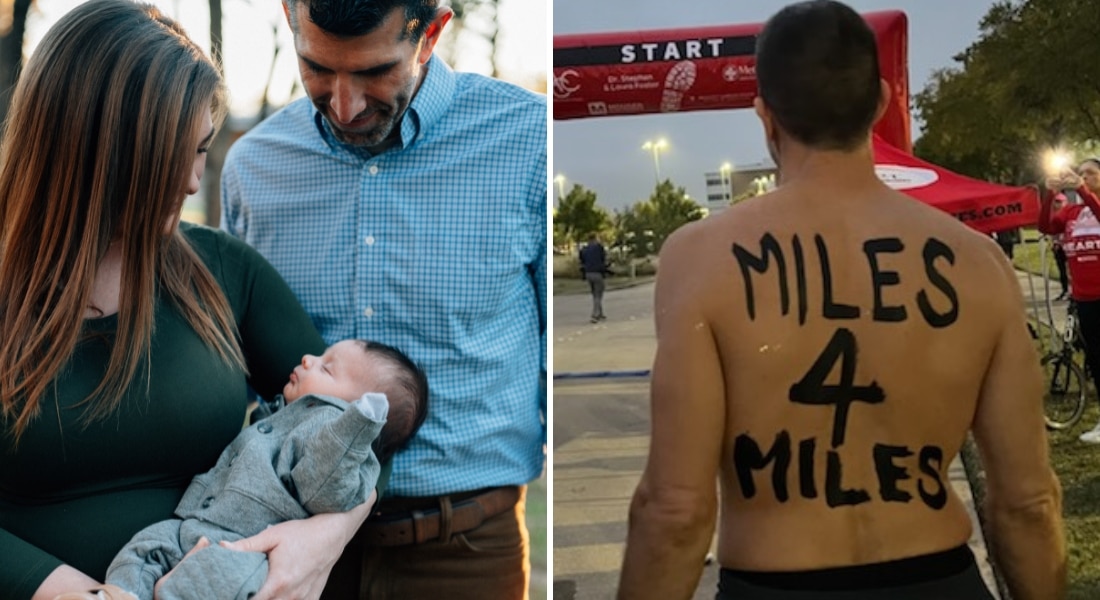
288, 0, 437, 41
355, 340, 430, 463
756, 0, 882, 151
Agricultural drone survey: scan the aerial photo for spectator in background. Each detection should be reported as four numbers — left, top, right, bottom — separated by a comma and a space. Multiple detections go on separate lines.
579, 233, 609, 323
1040, 160, 1100, 443
1051, 193, 1071, 300
995, 227, 1021, 260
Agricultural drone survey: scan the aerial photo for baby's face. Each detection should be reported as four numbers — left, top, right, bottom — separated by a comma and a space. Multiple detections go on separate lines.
284, 340, 381, 403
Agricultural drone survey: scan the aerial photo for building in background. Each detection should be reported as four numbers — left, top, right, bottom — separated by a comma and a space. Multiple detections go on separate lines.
703, 160, 777, 215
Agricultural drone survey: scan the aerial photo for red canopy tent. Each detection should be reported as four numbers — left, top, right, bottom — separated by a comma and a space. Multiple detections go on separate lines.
553, 12, 1039, 233
872, 135, 1038, 234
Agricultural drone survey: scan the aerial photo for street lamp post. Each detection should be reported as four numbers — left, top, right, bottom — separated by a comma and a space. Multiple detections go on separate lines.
719, 162, 733, 203
554, 174, 566, 202
641, 139, 668, 185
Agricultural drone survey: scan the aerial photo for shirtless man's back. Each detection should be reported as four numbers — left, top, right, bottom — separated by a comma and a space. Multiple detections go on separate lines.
617, 2, 1064, 599
715, 175, 998, 564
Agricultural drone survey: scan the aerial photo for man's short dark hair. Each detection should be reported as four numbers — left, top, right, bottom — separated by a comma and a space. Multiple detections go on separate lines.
355, 340, 430, 463
756, 0, 882, 151
288, 0, 437, 41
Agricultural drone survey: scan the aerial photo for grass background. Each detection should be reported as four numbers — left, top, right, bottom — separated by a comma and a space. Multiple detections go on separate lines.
1012, 230, 1100, 598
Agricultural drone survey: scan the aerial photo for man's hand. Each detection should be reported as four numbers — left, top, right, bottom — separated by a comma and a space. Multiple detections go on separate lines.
221, 490, 376, 600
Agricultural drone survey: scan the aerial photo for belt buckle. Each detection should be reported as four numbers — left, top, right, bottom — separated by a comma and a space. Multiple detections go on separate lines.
410, 508, 431, 544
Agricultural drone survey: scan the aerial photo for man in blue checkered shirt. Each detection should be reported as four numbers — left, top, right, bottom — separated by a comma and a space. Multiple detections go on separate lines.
220, 0, 546, 597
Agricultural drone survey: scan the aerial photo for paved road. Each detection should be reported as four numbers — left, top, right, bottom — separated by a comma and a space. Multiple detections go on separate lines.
552, 279, 1007, 600
553, 282, 656, 375
1020, 267, 1070, 337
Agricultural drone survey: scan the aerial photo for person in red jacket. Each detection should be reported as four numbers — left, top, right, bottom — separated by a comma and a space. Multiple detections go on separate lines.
1039, 158, 1100, 442
1050, 193, 1071, 300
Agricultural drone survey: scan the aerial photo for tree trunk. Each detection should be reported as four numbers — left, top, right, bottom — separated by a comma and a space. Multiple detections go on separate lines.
0, 0, 34, 128
203, 0, 225, 226
259, 23, 282, 121
485, 1, 499, 78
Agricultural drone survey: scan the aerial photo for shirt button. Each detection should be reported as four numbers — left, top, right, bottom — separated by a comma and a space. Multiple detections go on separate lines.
363, 307, 374, 318
257, 423, 273, 434
364, 235, 375, 246
369, 165, 379, 175
201, 497, 214, 508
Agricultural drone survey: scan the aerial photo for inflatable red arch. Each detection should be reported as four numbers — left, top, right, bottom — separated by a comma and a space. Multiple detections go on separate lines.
553, 12, 1038, 234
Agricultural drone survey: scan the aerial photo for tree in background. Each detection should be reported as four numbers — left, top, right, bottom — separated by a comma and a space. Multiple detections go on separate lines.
0, 0, 33, 125
552, 207, 570, 253
615, 180, 704, 258
613, 207, 655, 260
554, 183, 612, 247
914, 0, 1099, 185
203, 0, 232, 227
437, 0, 499, 77
0, 0, 529, 226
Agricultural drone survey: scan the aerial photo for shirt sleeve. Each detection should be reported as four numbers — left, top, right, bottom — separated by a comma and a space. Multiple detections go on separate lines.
0, 527, 64, 600
1078, 184, 1100, 221
1039, 188, 1069, 234
200, 228, 327, 400
1049, 206, 1069, 234
533, 230, 547, 430
285, 396, 386, 514
220, 152, 245, 240
528, 138, 548, 437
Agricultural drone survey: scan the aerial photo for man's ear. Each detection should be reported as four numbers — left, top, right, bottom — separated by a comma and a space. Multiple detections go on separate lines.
418, 8, 454, 64
282, 1, 292, 30
873, 78, 891, 124
753, 97, 775, 143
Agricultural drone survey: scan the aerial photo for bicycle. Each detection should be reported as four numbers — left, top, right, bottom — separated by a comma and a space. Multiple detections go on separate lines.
1036, 300, 1090, 430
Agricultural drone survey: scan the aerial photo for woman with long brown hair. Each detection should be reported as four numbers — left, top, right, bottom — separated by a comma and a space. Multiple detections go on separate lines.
0, 2, 374, 598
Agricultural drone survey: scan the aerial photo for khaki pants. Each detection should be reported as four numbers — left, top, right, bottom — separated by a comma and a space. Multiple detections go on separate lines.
322, 486, 529, 599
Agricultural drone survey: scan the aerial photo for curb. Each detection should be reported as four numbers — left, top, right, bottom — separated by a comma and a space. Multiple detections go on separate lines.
552, 369, 651, 380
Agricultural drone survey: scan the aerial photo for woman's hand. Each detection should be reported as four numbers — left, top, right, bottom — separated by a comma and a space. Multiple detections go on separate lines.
33, 565, 100, 600
1062, 171, 1084, 190
222, 490, 377, 600
53, 584, 136, 600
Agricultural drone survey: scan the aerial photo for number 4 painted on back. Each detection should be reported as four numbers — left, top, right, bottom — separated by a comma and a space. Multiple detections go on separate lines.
789, 327, 885, 448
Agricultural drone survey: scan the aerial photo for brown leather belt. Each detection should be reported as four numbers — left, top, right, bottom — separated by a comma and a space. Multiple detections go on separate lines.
359, 486, 520, 547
